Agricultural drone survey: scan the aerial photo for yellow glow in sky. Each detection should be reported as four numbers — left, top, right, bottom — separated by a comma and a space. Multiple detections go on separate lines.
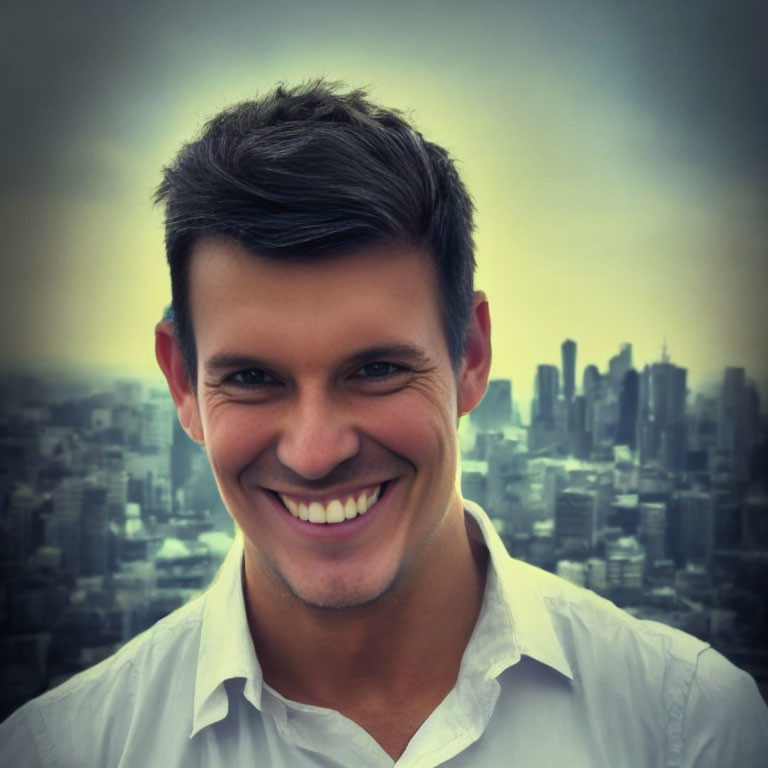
2, 1, 765, 409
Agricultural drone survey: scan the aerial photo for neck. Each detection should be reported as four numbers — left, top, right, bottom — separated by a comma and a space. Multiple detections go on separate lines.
242, 501, 488, 710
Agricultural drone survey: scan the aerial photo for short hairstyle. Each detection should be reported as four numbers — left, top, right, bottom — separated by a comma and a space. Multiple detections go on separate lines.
155, 80, 475, 381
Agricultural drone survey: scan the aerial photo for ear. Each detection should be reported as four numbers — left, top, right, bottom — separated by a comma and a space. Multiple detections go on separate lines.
457, 291, 492, 417
155, 320, 204, 444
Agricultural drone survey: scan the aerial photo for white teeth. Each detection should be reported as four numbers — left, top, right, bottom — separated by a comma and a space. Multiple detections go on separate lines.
308, 502, 326, 524
357, 487, 380, 515
279, 485, 384, 525
326, 499, 345, 524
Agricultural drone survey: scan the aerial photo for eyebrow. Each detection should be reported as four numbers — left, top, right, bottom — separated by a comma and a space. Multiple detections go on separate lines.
343, 344, 435, 370
203, 344, 435, 377
204, 354, 274, 377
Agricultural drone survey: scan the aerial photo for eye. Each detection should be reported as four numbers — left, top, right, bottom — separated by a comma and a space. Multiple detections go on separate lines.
355, 362, 402, 379
228, 368, 276, 386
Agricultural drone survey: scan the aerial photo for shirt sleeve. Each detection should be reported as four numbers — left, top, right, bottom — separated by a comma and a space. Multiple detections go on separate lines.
0, 704, 53, 768
681, 647, 768, 768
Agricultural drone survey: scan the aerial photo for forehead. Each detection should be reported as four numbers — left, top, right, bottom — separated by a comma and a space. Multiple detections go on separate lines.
187, 238, 448, 366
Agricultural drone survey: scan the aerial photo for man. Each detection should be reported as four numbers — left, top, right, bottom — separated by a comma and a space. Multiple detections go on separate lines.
2, 80, 767, 766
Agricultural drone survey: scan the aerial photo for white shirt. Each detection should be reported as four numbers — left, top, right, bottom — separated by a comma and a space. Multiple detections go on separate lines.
2, 501, 767, 767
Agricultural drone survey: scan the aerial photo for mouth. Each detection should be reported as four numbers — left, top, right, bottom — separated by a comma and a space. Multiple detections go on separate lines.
272, 483, 386, 525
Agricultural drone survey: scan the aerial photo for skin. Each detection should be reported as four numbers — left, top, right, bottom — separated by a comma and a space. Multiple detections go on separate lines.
156, 237, 492, 759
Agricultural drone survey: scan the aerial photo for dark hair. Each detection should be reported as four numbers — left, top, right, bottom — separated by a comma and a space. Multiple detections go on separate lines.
154, 80, 475, 381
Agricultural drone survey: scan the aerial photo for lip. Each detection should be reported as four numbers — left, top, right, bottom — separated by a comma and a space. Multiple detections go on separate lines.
262, 480, 396, 542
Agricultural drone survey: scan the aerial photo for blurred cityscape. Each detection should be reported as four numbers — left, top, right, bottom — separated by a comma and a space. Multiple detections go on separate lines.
1, 339, 767, 719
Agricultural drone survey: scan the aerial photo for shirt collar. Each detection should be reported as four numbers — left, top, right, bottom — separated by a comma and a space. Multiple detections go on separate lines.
463, 500, 574, 682
191, 501, 573, 736
191, 533, 263, 738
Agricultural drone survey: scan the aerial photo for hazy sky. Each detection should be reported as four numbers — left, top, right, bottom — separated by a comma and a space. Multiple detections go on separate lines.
1, 0, 766, 407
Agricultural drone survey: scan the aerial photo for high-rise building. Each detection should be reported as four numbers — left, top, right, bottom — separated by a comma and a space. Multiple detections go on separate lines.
586, 557, 608, 592
609, 494, 640, 535
102, 448, 128, 527
616, 369, 639, 449
608, 344, 633, 392
592, 396, 619, 449
582, 365, 601, 446
4, 484, 39, 562
529, 519, 555, 569
605, 536, 645, 591
561, 340, 576, 403
460, 462, 487, 510
541, 463, 568, 518
471, 379, 512, 432
717, 367, 756, 477
582, 365, 600, 399
529, 365, 562, 454
80, 483, 109, 578
49, 477, 84, 574
640, 502, 667, 563
555, 488, 597, 552
675, 490, 715, 566
745, 382, 761, 450
532, 365, 559, 429
140, 400, 174, 454
567, 395, 591, 459
638, 358, 688, 469
487, 440, 530, 532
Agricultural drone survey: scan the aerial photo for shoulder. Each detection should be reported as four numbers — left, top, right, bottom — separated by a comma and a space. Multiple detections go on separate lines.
512, 561, 709, 673
506, 556, 709, 672
680, 647, 768, 767
505, 558, 768, 763
0, 593, 207, 768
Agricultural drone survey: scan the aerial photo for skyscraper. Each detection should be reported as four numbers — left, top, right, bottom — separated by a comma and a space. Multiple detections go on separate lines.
533, 365, 559, 429
582, 364, 601, 436
718, 367, 748, 476
561, 339, 576, 403
638, 356, 688, 469
616, 369, 639, 449
608, 343, 633, 392
80, 483, 109, 577
676, 490, 715, 566
470, 379, 513, 432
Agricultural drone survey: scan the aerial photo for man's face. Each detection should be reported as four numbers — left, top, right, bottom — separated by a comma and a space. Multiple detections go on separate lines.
163, 238, 489, 610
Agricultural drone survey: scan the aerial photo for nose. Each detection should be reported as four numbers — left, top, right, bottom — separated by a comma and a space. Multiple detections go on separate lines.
276, 387, 361, 481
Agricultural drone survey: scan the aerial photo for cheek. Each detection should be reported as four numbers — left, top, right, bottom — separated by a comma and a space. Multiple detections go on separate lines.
203, 406, 278, 482
363, 393, 457, 469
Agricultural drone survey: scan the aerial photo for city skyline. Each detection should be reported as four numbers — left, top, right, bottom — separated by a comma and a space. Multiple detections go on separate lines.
4, 334, 764, 425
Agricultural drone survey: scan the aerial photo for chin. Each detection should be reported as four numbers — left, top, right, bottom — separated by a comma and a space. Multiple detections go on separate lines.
274, 563, 403, 613
293, 590, 389, 613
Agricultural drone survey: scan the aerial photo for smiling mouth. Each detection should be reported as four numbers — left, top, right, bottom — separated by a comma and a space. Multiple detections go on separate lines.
273, 483, 385, 525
